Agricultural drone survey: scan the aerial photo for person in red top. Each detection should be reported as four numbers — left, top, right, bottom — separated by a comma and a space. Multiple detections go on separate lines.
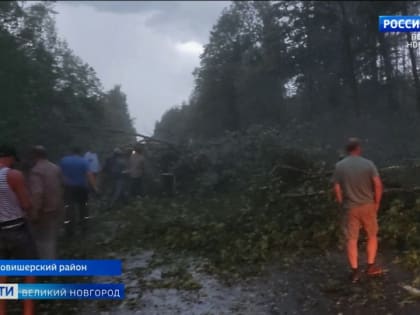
0, 144, 38, 315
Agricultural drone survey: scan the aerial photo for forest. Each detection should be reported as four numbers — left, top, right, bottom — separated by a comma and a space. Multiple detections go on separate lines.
148, 2, 420, 313
2, 1, 420, 314
155, 1, 420, 165
0, 1, 136, 161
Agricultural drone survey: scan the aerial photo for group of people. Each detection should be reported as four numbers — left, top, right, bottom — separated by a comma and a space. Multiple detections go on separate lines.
102, 145, 145, 208
0, 144, 52, 315
0, 135, 389, 315
0, 143, 145, 315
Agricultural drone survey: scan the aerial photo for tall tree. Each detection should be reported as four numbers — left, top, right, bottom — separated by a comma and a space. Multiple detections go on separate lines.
404, 2, 420, 112
0, 1, 135, 159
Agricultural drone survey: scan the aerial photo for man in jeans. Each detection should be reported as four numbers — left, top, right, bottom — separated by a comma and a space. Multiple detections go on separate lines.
28, 146, 64, 259
60, 147, 97, 235
332, 138, 383, 283
0, 144, 37, 315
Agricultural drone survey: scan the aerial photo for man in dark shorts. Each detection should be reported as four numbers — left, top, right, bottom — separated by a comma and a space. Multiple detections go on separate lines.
0, 144, 37, 315
60, 147, 97, 235
332, 138, 383, 283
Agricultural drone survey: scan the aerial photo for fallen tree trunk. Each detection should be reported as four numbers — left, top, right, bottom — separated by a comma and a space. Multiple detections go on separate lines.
280, 187, 420, 199
270, 163, 420, 180
63, 123, 182, 152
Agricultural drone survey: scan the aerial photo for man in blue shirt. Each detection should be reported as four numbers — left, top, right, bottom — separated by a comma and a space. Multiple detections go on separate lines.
60, 147, 97, 235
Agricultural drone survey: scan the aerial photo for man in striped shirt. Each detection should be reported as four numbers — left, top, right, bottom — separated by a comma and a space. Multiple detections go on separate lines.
0, 144, 37, 315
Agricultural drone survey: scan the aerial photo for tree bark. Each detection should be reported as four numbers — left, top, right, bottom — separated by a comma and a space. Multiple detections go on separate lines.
302, 3, 316, 120
406, 33, 420, 113
377, 31, 399, 111
338, 3, 361, 116
403, 3, 420, 112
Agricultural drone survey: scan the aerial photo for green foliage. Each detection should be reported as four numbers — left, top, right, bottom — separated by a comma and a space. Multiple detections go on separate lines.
155, 1, 420, 163
0, 1, 135, 159
149, 125, 328, 196
381, 199, 420, 250
98, 140, 420, 277
107, 153, 342, 277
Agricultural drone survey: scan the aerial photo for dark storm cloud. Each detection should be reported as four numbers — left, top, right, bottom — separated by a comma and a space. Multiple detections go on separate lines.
54, 1, 230, 134
68, 1, 230, 41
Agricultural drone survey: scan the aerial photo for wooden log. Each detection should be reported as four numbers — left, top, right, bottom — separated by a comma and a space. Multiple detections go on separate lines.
280, 187, 420, 199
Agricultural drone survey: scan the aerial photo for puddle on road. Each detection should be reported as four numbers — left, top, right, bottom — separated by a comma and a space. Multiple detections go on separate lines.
83, 250, 271, 315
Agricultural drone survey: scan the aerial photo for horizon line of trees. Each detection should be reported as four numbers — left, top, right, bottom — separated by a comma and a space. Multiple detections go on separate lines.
154, 1, 420, 153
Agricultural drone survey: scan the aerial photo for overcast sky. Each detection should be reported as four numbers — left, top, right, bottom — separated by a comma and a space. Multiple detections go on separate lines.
54, 1, 230, 135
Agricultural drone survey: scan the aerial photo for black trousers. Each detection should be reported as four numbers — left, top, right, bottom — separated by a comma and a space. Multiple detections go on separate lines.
0, 221, 38, 259
130, 177, 144, 197
64, 186, 89, 234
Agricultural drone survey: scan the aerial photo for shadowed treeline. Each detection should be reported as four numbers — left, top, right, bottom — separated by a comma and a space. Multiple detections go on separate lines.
155, 1, 420, 163
0, 1, 135, 160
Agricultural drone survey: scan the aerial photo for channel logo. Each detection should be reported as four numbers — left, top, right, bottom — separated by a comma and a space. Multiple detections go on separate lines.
0, 284, 18, 300
379, 16, 420, 32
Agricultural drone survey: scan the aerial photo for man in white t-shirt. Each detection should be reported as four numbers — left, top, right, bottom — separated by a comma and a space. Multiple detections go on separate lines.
84, 150, 100, 178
